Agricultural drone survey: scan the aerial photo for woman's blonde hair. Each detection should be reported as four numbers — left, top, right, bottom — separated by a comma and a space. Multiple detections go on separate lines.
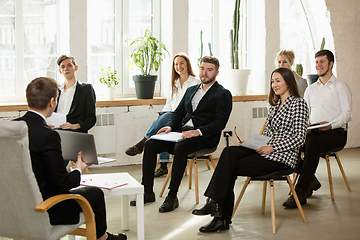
275, 50, 295, 68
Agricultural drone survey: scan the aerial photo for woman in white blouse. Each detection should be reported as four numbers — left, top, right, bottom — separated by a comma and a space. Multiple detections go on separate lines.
276, 50, 308, 97
125, 53, 200, 177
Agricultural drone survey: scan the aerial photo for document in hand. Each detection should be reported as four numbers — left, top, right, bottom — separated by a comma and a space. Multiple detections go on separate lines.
81, 179, 128, 190
47, 112, 66, 128
307, 121, 336, 130
240, 134, 271, 150
150, 132, 183, 142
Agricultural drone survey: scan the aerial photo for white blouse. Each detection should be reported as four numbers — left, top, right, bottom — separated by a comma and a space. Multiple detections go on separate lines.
162, 75, 201, 111
57, 82, 76, 114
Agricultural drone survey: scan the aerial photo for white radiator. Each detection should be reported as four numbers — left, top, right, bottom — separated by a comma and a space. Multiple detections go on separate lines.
89, 113, 116, 154
252, 107, 268, 134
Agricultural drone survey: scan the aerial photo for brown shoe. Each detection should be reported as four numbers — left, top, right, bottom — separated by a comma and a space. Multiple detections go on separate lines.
283, 189, 307, 208
305, 176, 321, 198
125, 146, 143, 156
154, 167, 168, 177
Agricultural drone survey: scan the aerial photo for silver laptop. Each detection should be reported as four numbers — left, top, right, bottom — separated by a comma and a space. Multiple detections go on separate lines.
55, 130, 115, 165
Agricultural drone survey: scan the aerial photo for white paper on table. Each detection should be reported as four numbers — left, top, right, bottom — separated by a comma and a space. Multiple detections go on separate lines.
47, 112, 66, 128
150, 132, 183, 142
307, 121, 336, 130
240, 134, 271, 150
81, 179, 128, 190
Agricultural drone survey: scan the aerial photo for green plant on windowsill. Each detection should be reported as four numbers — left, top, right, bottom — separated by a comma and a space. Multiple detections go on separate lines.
99, 67, 120, 88
126, 29, 169, 76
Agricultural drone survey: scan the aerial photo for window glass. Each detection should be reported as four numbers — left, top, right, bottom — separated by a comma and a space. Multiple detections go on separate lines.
126, 0, 153, 89
279, 0, 311, 76
87, 0, 153, 96
23, 0, 57, 84
188, 0, 212, 71
0, 0, 16, 96
279, 0, 335, 77
87, 0, 115, 91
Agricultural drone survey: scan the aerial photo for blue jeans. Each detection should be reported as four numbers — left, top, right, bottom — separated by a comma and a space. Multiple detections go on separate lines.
145, 111, 173, 163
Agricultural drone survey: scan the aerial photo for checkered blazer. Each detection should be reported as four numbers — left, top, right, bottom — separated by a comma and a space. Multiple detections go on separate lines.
262, 95, 309, 168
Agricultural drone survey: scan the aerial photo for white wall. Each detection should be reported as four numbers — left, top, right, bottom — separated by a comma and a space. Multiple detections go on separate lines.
325, 0, 360, 148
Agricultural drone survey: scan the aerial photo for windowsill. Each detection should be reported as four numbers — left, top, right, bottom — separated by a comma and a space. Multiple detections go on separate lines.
0, 95, 267, 112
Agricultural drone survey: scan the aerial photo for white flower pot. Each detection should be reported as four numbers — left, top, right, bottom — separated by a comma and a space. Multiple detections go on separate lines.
219, 69, 251, 96
105, 86, 116, 100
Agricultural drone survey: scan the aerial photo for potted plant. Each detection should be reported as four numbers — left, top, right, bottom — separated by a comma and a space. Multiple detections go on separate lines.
126, 29, 169, 99
307, 37, 325, 85
99, 66, 120, 100
221, 0, 251, 96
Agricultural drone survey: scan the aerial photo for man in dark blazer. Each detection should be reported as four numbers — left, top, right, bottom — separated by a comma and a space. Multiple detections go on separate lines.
16, 77, 126, 240
131, 56, 233, 213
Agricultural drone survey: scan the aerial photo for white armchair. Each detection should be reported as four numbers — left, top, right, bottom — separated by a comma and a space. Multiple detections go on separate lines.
0, 120, 96, 240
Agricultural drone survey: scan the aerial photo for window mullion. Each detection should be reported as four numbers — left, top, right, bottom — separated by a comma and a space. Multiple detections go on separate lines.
15, 0, 24, 101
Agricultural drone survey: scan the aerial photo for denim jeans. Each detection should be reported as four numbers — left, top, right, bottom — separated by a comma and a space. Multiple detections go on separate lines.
145, 111, 173, 163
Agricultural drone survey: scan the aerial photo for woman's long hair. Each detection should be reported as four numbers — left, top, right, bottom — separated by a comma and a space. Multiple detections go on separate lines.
268, 67, 301, 106
171, 53, 195, 99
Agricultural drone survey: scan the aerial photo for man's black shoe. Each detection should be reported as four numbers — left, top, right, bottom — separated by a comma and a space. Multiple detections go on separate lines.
154, 167, 168, 177
158, 196, 179, 213
192, 198, 222, 217
199, 218, 229, 233
283, 188, 307, 208
130, 192, 155, 206
305, 176, 321, 198
125, 146, 143, 156
106, 232, 127, 240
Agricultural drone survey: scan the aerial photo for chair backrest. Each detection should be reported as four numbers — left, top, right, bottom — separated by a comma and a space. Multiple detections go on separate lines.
0, 120, 52, 240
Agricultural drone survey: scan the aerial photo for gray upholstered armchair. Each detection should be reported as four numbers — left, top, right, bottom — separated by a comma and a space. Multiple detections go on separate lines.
0, 120, 96, 240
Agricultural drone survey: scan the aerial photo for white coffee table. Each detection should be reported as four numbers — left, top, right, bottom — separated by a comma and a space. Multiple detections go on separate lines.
81, 172, 144, 240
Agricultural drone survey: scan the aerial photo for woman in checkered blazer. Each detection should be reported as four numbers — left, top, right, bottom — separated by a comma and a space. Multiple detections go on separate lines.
192, 67, 309, 233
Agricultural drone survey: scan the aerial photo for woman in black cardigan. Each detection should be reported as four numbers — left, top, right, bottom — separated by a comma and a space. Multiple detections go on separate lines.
192, 67, 309, 233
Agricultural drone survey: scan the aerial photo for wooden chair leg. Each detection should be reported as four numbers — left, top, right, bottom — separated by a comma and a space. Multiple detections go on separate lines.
287, 176, 307, 223
269, 179, 276, 234
208, 154, 216, 170
189, 158, 193, 189
261, 181, 267, 214
232, 177, 251, 220
325, 155, 335, 200
159, 163, 173, 197
335, 152, 351, 191
288, 173, 299, 195
194, 158, 199, 204
204, 158, 211, 170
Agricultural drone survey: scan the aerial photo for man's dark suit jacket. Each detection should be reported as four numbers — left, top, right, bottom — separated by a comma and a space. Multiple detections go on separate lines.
167, 81, 233, 148
55, 81, 96, 133
15, 111, 81, 225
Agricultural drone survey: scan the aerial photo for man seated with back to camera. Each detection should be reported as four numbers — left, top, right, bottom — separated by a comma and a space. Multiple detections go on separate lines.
15, 77, 126, 240
283, 49, 352, 208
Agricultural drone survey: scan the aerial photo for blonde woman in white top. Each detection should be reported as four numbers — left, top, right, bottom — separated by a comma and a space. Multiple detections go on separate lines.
276, 50, 308, 97
125, 53, 200, 177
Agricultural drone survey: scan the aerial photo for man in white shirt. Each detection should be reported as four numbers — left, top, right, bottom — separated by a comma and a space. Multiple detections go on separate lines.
283, 50, 352, 208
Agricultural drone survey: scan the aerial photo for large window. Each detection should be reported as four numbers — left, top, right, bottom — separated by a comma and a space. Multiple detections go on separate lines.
279, 0, 335, 76
87, 0, 156, 97
0, 0, 58, 103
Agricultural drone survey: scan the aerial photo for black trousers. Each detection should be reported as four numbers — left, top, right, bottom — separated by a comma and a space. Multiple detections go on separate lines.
71, 186, 107, 238
142, 137, 206, 195
296, 128, 347, 191
204, 146, 291, 221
